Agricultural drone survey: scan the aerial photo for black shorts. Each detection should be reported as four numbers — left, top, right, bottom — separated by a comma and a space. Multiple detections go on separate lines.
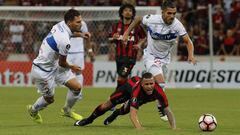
110, 85, 131, 105
116, 57, 135, 78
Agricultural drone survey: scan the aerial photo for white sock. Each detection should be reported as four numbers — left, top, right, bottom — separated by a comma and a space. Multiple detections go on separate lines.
63, 90, 82, 112
32, 96, 48, 112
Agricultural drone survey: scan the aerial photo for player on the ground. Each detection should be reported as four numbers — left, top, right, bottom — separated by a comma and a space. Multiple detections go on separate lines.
63, 19, 95, 117
122, 0, 197, 121
109, 4, 146, 89
27, 9, 85, 124
74, 72, 176, 130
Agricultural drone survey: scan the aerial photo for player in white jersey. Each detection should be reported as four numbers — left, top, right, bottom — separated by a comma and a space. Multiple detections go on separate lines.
123, 0, 197, 122
27, 9, 85, 124
66, 20, 95, 113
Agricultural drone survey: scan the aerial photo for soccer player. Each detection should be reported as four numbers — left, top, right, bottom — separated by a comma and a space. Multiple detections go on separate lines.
27, 9, 85, 124
122, 0, 197, 121
109, 4, 146, 89
74, 72, 176, 130
64, 19, 95, 117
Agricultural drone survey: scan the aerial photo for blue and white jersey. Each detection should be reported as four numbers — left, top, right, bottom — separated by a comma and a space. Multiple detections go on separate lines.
142, 14, 187, 59
67, 21, 88, 70
33, 21, 73, 72
69, 21, 88, 53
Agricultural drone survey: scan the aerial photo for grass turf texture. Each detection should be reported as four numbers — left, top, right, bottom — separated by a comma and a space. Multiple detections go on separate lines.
0, 87, 239, 135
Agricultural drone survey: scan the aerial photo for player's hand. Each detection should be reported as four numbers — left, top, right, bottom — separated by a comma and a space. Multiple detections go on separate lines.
112, 33, 120, 40
70, 65, 82, 73
187, 56, 197, 65
133, 44, 141, 50
81, 32, 91, 39
88, 51, 95, 62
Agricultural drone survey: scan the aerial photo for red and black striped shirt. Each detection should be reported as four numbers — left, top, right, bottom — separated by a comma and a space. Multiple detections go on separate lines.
110, 20, 146, 61
130, 82, 169, 109
124, 76, 168, 109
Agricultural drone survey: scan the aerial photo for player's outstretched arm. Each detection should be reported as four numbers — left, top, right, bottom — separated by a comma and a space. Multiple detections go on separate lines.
122, 16, 143, 45
182, 34, 197, 65
130, 106, 144, 130
164, 107, 177, 130
84, 33, 95, 62
133, 37, 147, 50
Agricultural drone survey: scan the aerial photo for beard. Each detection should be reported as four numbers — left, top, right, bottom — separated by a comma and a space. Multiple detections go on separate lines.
124, 16, 132, 20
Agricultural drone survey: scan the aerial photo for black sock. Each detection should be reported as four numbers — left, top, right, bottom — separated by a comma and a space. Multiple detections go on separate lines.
88, 104, 109, 121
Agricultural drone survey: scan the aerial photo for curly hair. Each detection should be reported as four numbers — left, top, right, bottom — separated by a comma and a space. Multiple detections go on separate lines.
118, 4, 136, 20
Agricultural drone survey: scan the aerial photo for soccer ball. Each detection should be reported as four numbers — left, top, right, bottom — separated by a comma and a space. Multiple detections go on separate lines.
198, 114, 217, 131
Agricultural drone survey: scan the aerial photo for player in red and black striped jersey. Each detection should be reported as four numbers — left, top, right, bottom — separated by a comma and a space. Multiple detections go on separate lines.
109, 4, 146, 89
74, 72, 177, 130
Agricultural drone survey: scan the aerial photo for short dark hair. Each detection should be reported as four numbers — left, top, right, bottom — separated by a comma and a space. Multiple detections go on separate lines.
119, 4, 136, 20
142, 72, 153, 79
64, 9, 80, 23
162, 0, 176, 10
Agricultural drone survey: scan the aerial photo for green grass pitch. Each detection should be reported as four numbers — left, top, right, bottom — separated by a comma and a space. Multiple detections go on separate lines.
0, 87, 240, 135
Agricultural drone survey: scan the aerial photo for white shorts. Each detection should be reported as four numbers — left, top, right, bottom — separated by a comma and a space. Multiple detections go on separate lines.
143, 49, 169, 76
31, 65, 75, 97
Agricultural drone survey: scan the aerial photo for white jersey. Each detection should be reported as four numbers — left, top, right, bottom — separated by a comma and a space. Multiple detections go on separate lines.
33, 21, 72, 72
142, 14, 187, 60
69, 21, 88, 53
67, 21, 88, 69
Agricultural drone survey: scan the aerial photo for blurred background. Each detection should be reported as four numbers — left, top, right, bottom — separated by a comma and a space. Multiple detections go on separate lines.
0, 0, 239, 88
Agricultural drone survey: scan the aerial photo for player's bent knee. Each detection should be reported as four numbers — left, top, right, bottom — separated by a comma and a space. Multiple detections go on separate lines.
70, 84, 81, 92
103, 100, 113, 109
100, 103, 111, 110
74, 83, 82, 91
65, 78, 82, 91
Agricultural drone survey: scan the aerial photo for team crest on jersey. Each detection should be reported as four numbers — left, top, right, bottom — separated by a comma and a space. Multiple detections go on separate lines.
66, 44, 71, 50
146, 14, 151, 19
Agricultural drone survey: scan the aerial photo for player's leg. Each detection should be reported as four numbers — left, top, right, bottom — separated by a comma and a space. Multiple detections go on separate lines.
143, 53, 168, 121
112, 62, 133, 111
74, 88, 128, 126
63, 73, 83, 111
63, 77, 83, 120
56, 69, 83, 120
27, 66, 56, 123
74, 100, 114, 126
116, 62, 129, 89
104, 100, 130, 125
149, 66, 168, 121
